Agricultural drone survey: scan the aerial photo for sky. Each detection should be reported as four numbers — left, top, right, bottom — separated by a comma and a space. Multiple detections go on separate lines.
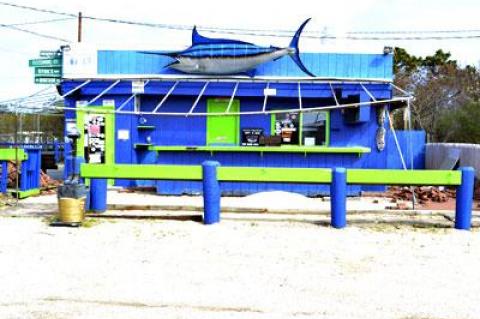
0, 0, 479, 100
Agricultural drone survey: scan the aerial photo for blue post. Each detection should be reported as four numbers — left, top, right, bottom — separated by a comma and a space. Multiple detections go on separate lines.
331, 167, 347, 229
0, 161, 7, 194
202, 161, 220, 225
455, 167, 475, 230
90, 178, 107, 213
54, 140, 60, 163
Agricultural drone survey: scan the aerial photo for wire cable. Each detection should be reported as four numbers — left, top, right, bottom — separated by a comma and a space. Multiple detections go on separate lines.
6, 17, 75, 27
1, 1, 480, 41
0, 23, 72, 42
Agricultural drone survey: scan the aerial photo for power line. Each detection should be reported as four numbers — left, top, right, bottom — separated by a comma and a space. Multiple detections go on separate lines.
0, 1, 76, 18
1, 1, 480, 41
0, 23, 71, 42
6, 17, 75, 27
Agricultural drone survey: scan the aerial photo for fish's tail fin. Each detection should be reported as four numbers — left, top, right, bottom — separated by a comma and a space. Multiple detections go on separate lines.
289, 18, 315, 77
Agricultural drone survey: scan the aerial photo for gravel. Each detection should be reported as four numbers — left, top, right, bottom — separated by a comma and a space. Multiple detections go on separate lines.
0, 217, 479, 318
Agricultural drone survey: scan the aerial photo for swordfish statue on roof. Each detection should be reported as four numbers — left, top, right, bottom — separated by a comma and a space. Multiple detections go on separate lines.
139, 18, 315, 77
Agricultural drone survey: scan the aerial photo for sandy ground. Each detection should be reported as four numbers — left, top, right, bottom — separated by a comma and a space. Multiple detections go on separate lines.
0, 215, 479, 319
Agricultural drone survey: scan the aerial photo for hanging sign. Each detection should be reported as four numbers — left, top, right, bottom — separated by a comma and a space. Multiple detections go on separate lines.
132, 80, 145, 94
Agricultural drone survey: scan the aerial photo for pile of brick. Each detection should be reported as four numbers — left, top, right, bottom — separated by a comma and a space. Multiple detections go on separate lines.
6, 161, 60, 190
388, 186, 456, 204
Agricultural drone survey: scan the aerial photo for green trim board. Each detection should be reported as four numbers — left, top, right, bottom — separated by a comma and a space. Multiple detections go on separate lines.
80, 164, 463, 187
137, 125, 155, 130
0, 149, 27, 161
10, 188, 40, 199
148, 145, 371, 154
81, 164, 202, 180
347, 169, 462, 186
134, 143, 153, 149
207, 99, 240, 145
75, 104, 115, 164
76, 104, 115, 186
218, 167, 332, 183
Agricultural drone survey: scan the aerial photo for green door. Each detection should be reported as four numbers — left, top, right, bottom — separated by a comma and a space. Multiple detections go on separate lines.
207, 99, 239, 145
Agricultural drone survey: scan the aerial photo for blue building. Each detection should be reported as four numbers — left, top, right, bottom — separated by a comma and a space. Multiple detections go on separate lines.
60, 45, 424, 196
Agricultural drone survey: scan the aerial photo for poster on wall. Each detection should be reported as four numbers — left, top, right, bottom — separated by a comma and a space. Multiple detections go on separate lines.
84, 114, 106, 164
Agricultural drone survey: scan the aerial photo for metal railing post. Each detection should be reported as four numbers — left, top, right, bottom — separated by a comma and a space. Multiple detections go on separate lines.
455, 167, 475, 230
202, 161, 221, 225
331, 167, 347, 228
90, 178, 107, 213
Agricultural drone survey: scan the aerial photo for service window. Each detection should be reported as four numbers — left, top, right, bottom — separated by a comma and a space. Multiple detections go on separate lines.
272, 111, 329, 146
301, 111, 328, 146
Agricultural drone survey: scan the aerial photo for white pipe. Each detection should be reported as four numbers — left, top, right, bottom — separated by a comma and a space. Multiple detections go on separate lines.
226, 82, 239, 113
297, 82, 302, 110
87, 79, 121, 106
187, 81, 209, 116
23, 96, 409, 117
262, 82, 270, 113
152, 81, 178, 113
360, 83, 377, 102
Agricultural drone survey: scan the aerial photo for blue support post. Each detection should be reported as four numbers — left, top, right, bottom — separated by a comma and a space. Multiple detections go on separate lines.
202, 161, 220, 225
90, 178, 107, 213
54, 140, 60, 163
0, 161, 7, 194
455, 167, 475, 230
331, 167, 347, 229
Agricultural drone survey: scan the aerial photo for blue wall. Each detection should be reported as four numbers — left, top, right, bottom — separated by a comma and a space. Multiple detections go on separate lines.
97, 51, 393, 80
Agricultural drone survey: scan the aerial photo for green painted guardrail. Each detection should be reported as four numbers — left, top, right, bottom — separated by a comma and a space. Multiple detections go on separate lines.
80, 163, 473, 230
80, 164, 462, 186
0, 149, 27, 161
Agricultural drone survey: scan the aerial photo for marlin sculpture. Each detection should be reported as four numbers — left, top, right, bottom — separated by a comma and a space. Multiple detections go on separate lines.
139, 18, 315, 77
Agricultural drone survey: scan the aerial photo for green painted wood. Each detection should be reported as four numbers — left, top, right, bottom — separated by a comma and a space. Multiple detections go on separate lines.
11, 188, 40, 199
137, 125, 155, 130
134, 143, 153, 148
0, 149, 27, 161
76, 104, 115, 186
76, 105, 115, 165
80, 164, 461, 187
81, 164, 203, 180
347, 169, 462, 186
218, 167, 332, 183
207, 99, 239, 145
148, 145, 371, 154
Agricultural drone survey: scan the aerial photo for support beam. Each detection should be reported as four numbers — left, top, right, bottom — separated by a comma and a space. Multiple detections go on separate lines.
86, 79, 121, 106
329, 82, 340, 107
152, 81, 179, 113
262, 82, 270, 113
360, 83, 377, 102
455, 167, 474, 230
187, 81, 209, 116
297, 82, 303, 110
202, 161, 221, 225
117, 80, 150, 111
225, 82, 239, 113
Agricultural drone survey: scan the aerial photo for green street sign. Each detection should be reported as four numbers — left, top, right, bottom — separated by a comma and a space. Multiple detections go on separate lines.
34, 77, 61, 84
34, 67, 62, 77
29, 58, 62, 67
39, 50, 61, 58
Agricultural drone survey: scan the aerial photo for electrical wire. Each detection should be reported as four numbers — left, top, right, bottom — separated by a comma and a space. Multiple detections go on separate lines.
1, 1, 480, 41
5, 17, 75, 27
0, 23, 72, 42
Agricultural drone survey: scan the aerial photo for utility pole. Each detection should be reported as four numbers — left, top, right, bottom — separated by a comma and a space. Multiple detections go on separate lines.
77, 11, 82, 42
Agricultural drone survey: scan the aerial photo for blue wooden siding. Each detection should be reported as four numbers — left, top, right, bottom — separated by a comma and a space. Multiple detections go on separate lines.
97, 51, 393, 80
63, 92, 425, 195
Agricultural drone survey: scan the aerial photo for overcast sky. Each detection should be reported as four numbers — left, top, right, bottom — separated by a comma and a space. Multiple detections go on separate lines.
1, 0, 479, 100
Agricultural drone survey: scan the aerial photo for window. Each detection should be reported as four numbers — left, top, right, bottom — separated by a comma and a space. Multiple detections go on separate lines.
272, 111, 329, 146
301, 111, 328, 146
